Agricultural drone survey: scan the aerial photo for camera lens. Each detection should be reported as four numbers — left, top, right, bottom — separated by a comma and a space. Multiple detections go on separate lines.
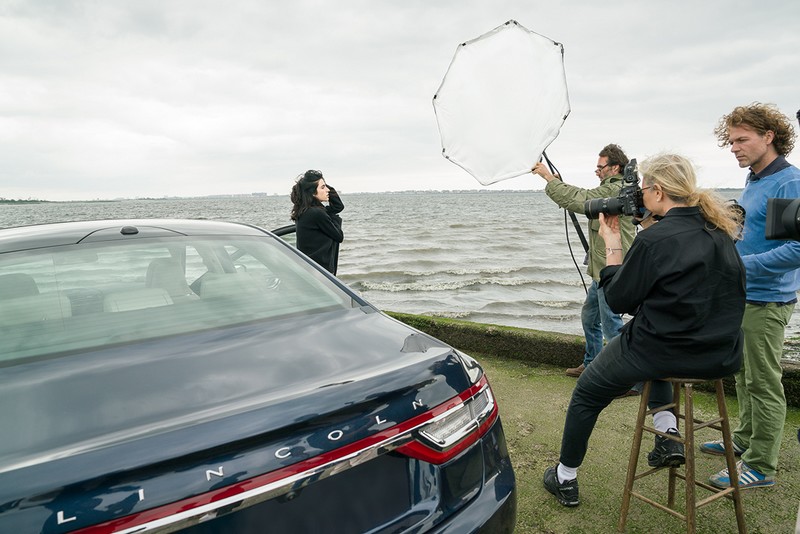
584, 197, 624, 219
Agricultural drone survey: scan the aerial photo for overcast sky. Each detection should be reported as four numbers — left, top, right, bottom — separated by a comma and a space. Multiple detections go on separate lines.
1, 0, 798, 201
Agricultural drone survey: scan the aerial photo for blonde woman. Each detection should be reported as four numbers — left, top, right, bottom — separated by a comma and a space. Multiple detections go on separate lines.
544, 154, 745, 507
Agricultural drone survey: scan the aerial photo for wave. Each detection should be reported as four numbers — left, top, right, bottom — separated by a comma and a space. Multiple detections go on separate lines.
425, 310, 584, 335
340, 264, 571, 280
351, 276, 582, 292
479, 299, 576, 310
371, 246, 453, 255
428, 310, 473, 319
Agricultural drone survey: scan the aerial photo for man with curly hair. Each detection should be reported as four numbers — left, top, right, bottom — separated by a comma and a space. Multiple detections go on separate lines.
703, 103, 800, 489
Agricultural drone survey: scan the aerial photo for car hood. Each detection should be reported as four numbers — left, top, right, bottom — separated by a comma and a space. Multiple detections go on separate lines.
0, 308, 476, 504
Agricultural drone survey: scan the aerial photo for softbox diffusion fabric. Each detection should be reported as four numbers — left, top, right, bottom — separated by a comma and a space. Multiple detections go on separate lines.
433, 20, 571, 186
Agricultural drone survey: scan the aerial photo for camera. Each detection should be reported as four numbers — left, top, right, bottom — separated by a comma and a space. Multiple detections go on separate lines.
754, 110, 799, 240
584, 158, 645, 219
765, 197, 800, 240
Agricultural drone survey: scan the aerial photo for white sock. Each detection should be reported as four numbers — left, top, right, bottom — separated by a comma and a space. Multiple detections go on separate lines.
557, 463, 578, 483
653, 411, 677, 433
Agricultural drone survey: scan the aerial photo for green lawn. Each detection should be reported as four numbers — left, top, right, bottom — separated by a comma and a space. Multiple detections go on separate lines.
476, 355, 800, 534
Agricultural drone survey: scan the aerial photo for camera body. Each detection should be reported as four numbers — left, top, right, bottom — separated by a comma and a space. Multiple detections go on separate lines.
765, 197, 800, 240
584, 158, 645, 219
766, 110, 800, 240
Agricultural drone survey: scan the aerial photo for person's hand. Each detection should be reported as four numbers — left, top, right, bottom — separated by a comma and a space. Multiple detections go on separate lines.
599, 213, 624, 265
531, 162, 558, 182
598, 213, 621, 244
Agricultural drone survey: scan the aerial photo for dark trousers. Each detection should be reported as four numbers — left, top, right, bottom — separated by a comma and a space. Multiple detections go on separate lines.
559, 335, 674, 468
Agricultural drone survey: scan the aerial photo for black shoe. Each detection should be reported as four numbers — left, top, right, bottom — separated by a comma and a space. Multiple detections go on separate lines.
647, 429, 686, 468
543, 465, 580, 507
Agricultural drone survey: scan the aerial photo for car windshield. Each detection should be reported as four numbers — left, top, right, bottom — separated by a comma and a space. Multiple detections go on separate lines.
0, 234, 354, 363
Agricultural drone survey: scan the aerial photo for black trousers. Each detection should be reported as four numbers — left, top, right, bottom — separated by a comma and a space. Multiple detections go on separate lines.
559, 335, 674, 468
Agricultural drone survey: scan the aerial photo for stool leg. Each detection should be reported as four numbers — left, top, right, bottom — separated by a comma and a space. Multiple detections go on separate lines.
619, 380, 652, 532
620, 378, 747, 532
684, 383, 696, 534
667, 381, 680, 509
715, 380, 747, 534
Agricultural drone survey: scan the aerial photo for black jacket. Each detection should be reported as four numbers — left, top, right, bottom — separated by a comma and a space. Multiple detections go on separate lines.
296, 188, 344, 274
599, 206, 745, 377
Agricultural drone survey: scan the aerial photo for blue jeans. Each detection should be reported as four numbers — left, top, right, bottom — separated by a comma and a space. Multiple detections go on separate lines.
581, 280, 624, 367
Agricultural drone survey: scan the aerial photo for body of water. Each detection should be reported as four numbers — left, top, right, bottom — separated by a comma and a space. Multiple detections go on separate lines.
3, 190, 798, 358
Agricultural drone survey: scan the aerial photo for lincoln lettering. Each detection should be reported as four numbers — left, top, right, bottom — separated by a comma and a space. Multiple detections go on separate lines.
54, 397, 428, 527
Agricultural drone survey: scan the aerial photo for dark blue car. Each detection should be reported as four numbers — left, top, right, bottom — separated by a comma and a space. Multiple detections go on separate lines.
0, 219, 516, 533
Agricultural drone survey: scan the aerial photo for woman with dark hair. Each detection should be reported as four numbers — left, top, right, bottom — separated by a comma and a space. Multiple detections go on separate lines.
290, 170, 344, 274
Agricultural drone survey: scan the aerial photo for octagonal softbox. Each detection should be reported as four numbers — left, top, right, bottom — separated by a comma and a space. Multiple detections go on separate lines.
433, 20, 570, 185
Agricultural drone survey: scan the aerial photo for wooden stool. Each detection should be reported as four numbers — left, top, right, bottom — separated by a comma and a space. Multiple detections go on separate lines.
618, 378, 747, 533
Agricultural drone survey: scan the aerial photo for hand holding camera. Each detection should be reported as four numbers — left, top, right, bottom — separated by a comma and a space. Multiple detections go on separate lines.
598, 213, 624, 265
598, 213, 620, 240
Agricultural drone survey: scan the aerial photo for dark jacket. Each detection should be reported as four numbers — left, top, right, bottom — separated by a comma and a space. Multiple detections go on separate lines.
599, 206, 745, 378
296, 188, 344, 274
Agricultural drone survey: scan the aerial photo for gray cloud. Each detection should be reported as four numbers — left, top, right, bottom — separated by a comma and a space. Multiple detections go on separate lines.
0, 0, 798, 200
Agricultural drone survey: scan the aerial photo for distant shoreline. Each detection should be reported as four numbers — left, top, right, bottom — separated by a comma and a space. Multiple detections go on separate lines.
1, 199, 126, 205
2, 188, 746, 204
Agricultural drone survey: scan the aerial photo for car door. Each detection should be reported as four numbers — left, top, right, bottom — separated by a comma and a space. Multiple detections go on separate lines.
271, 223, 296, 247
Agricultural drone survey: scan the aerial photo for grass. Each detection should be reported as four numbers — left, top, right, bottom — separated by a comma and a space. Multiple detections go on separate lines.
475, 354, 800, 534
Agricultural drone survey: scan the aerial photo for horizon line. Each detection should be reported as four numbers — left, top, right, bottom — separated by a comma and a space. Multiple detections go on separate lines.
2, 186, 747, 204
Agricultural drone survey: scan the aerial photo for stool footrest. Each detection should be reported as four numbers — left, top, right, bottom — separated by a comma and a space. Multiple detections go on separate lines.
696, 487, 738, 508
632, 465, 667, 482
618, 378, 747, 533
630, 491, 687, 521
690, 417, 723, 432
642, 427, 686, 444
670, 472, 740, 506
646, 403, 677, 417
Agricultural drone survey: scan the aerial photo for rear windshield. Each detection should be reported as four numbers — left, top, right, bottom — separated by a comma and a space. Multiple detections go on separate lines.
0, 235, 353, 362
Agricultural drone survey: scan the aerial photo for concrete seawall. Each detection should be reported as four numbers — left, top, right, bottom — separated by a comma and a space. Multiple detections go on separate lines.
387, 311, 800, 408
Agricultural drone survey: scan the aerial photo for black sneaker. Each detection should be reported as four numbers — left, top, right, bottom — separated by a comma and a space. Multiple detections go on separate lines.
543, 465, 580, 507
647, 429, 686, 468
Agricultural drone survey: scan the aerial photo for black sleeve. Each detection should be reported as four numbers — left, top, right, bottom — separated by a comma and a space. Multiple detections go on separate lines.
598, 265, 621, 289
306, 208, 344, 243
600, 239, 656, 315
326, 185, 344, 215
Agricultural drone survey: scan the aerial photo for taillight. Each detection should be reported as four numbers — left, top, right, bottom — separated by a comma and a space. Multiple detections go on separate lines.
396, 376, 498, 464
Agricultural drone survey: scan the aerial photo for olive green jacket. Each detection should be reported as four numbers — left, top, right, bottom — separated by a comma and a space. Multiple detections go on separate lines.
544, 174, 636, 281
